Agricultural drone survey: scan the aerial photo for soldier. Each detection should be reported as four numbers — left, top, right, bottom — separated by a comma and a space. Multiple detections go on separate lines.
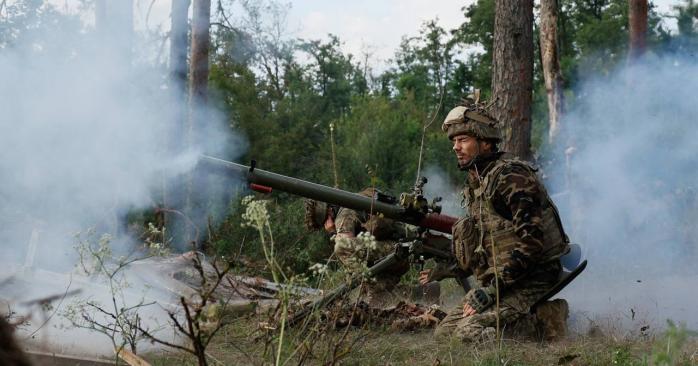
434, 99, 570, 342
304, 189, 413, 306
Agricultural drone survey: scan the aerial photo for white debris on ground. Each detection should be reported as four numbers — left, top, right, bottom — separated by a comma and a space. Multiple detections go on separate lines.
0, 251, 319, 360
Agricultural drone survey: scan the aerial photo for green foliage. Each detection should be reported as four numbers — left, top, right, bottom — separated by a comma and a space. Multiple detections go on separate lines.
206, 0, 698, 268
651, 320, 692, 366
451, 0, 495, 97
212, 196, 331, 276
7, 0, 696, 277
335, 96, 424, 192
611, 346, 646, 366
659, 0, 698, 54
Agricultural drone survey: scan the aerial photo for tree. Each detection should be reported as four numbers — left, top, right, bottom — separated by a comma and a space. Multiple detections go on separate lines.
663, 0, 698, 54
540, 0, 565, 144
190, 0, 212, 107
674, 0, 698, 38
393, 20, 455, 109
170, 0, 191, 102
164, 0, 190, 248
628, 0, 648, 60
301, 35, 360, 118
452, 0, 495, 97
186, 0, 211, 247
236, 0, 296, 101
491, 0, 534, 161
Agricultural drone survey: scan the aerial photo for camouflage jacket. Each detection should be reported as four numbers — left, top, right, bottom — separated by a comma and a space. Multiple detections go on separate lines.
335, 207, 366, 236
452, 153, 568, 287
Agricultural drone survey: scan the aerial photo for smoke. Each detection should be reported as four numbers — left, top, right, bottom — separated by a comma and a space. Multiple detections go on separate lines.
422, 56, 698, 333
422, 165, 464, 218
552, 56, 698, 332
0, 1, 241, 356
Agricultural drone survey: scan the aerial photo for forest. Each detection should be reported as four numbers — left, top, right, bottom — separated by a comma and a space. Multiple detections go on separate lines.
1, 0, 698, 365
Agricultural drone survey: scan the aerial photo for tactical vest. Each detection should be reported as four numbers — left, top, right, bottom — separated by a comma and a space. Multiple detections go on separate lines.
452, 159, 569, 284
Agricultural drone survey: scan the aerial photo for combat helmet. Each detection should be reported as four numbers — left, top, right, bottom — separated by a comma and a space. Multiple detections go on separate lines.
304, 188, 377, 231
442, 91, 500, 141
304, 199, 336, 231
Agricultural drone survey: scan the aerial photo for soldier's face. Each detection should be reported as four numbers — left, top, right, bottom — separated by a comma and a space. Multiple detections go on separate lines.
452, 134, 479, 167
452, 134, 491, 167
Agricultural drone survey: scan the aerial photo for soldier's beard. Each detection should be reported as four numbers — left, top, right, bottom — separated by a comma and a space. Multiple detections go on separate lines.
459, 151, 501, 171
458, 156, 478, 171
458, 143, 481, 171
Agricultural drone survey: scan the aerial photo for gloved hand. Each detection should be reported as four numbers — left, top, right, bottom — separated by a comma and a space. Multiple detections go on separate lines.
464, 285, 496, 314
419, 262, 454, 285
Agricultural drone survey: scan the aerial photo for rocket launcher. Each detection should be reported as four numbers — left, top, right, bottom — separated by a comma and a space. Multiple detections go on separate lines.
197, 155, 458, 234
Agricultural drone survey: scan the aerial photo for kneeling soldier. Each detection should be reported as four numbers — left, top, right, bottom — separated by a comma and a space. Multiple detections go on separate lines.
304, 188, 412, 307
435, 98, 570, 342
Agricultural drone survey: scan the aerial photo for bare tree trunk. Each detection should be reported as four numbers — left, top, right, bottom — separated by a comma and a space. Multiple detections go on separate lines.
491, 0, 534, 161
165, 0, 190, 244
629, 0, 648, 60
171, 0, 191, 99
190, 0, 211, 107
186, 0, 211, 247
540, 0, 565, 145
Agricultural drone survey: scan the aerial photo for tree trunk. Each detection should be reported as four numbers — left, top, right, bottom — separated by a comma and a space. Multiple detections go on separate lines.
171, 0, 190, 99
491, 0, 534, 161
190, 0, 211, 107
628, 0, 648, 60
539, 0, 565, 145
186, 0, 211, 247
164, 0, 190, 245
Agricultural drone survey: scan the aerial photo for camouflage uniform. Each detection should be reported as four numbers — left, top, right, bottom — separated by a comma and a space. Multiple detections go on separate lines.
436, 101, 569, 342
333, 207, 412, 306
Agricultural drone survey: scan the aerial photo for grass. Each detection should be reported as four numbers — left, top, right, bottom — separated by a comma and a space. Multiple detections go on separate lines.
146, 197, 698, 365
145, 314, 698, 366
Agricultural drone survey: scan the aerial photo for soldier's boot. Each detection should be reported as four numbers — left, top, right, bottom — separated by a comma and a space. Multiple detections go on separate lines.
534, 298, 569, 341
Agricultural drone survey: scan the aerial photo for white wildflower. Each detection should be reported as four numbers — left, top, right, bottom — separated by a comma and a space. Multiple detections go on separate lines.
308, 263, 328, 276
240, 195, 270, 231
356, 231, 377, 251
144, 222, 170, 256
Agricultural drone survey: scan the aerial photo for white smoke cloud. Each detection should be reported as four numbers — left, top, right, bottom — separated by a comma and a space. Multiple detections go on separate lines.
422, 165, 464, 218
553, 56, 698, 332
0, 2, 241, 356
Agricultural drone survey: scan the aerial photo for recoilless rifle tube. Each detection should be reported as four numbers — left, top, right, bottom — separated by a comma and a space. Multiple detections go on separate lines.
198, 155, 457, 234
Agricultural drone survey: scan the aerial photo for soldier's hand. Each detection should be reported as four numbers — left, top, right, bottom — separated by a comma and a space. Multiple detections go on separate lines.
418, 269, 431, 285
462, 302, 477, 317
464, 287, 495, 314
323, 214, 336, 234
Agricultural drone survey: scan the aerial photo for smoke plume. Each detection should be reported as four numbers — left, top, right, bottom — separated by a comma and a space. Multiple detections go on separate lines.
553, 56, 698, 332
0, 1, 240, 356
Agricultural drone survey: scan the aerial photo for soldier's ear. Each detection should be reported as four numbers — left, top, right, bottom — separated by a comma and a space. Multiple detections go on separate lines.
480, 140, 493, 152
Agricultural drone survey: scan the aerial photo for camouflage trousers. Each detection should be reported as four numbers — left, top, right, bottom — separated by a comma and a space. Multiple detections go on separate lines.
435, 263, 565, 342
334, 237, 410, 307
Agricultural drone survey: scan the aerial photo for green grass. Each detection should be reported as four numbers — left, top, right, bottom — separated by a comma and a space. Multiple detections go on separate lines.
145, 316, 698, 366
